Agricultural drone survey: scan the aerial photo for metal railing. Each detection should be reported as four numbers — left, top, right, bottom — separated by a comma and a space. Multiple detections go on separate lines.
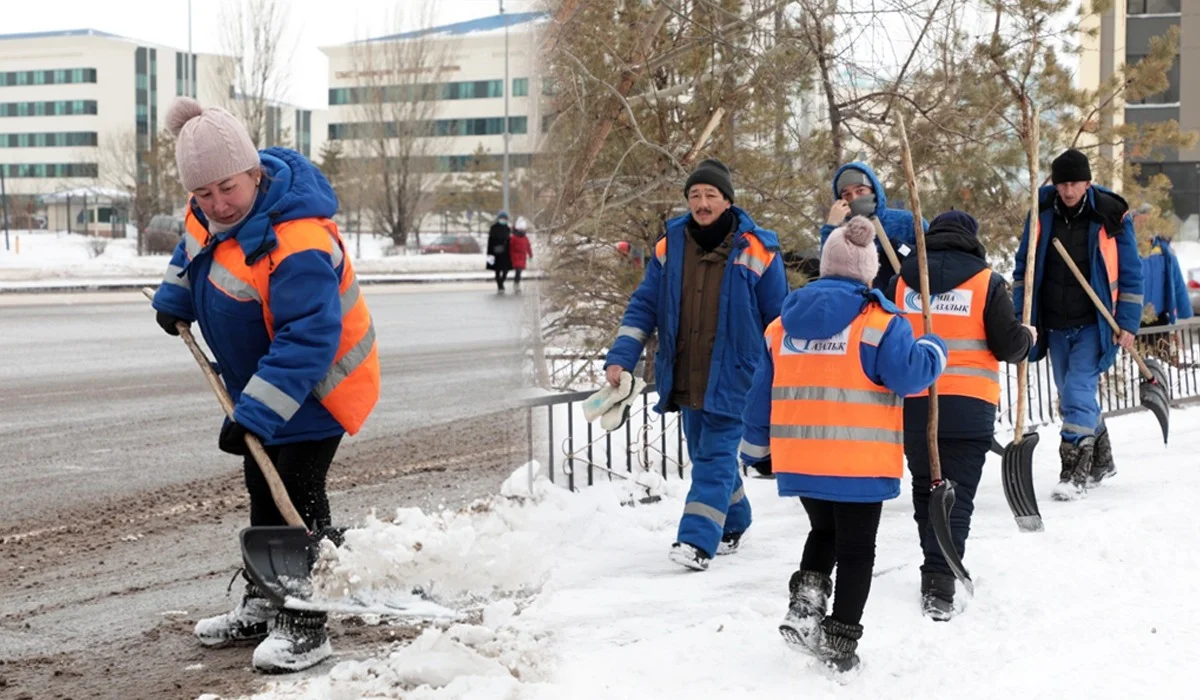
521, 319, 1200, 490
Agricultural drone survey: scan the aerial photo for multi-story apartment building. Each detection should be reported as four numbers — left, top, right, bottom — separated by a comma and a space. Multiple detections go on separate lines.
319, 12, 546, 223
1081, 1, 1199, 235
0, 28, 320, 232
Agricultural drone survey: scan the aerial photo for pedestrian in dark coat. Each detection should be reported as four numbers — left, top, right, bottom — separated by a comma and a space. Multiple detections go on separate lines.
885, 210, 1034, 621
487, 211, 513, 292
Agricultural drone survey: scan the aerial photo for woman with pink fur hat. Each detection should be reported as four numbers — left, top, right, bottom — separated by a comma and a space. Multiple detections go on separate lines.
739, 215, 947, 674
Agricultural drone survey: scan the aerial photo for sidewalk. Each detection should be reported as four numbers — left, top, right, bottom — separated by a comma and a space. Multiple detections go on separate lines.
0, 270, 545, 293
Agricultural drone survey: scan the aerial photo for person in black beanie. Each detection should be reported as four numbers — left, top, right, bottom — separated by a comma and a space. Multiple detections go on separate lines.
603, 157, 789, 572
885, 210, 1036, 620
1011, 148, 1144, 501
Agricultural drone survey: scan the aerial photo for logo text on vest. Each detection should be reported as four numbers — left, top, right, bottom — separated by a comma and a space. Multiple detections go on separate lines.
780, 327, 850, 355
902, 288, 973, 317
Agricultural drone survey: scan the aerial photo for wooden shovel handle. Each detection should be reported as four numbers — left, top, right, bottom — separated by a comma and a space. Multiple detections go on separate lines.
141, 288, 307, 529
871, 217, 902, 274
1048, 240, 1156, 381
1014, 100, 1040, 443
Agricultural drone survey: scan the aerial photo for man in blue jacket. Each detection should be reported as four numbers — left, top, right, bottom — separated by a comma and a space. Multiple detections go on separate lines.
1142, 234, 1194, 326
1012, 149, 1144, 501
605, 158, 789, 571
820, 162, 928, 290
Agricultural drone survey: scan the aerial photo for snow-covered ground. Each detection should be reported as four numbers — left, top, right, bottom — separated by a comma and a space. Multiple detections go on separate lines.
0, 230, 535, 284
227, 405, 1199, 700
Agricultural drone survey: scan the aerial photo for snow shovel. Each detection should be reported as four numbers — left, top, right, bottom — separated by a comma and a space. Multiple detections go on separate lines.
999, 104, 1044, 534
1049, 240, 1171, 444
142, 289, 457, 620
897, 116, 974, 595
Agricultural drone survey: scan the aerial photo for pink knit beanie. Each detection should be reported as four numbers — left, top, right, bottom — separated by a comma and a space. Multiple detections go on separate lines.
166, 97, 260, 192
820, 215, 879, 285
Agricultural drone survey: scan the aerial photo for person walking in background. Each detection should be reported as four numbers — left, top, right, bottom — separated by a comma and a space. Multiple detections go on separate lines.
487, 211, 513, 293
741, 215, 946, 673
605, 158, 788, 572
509, 216, 533, 293
151, 97, 380, 674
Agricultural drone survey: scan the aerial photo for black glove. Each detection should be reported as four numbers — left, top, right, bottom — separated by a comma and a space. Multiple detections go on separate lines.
752, 456, 773, 476
219, 421, 258, 456
156, 310, 190, 336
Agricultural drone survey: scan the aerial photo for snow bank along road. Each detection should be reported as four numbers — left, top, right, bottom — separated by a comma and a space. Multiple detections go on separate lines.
0, 283, 530, 699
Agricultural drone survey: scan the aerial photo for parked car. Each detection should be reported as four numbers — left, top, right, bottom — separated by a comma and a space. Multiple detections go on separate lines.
421, 234, 481, 255
1172, 241, 1200, 316
143, 214, 186, 254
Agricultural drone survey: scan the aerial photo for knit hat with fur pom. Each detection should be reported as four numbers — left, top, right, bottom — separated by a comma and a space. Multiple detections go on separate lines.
820, 215, 879, 285
166, 97, 260, 192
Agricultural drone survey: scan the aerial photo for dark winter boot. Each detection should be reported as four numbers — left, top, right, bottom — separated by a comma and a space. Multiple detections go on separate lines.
814, 617, 863, 673
779, 570, 832, 652
252, 609, 332, 673
920, 571, 956, 621
716, 530, 745, 555
668, 542, 711, 571
1050, 438, 1093, 501
1089, 429, 1116, 485
194, 574, 274, 647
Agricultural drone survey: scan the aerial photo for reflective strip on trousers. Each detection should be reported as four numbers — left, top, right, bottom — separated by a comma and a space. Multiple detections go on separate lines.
341, 279, 361, 317
683, 500, 726, 529
1118, 293, 1142, 305
942, 366, 1000, 381
313, 322, 377, 400
242, 375, 301, 421
161, 264, 190, 289
770, 424, 903, 444
208, 260, 262, 303
862, 326, 885, 345
617, 325, 647, 343
772, 385, 901, 407
942, 338, 989, 351
739, 437, 769, 459
1062, 422, 1096, 436
734, 251, 766, 275
729, 486, 745, 505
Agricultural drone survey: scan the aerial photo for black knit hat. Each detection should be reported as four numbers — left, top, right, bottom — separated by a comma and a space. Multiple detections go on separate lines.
1051, 149, 1092, 185
684, 158, 735, 203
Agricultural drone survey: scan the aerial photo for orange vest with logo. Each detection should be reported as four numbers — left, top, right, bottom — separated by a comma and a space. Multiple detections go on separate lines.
766, 306, 904, 478
895, 270, 1000, 404
184, 214, 380, 434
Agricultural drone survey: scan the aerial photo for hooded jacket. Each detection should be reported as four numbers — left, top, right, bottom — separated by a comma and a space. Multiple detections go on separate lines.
152, 147, 364, 444
1142, 236, 1194, 325
884, 217, 1033, 437
819, 162, 929, 290
740, 277, 947, 502
605, 206, 789, 419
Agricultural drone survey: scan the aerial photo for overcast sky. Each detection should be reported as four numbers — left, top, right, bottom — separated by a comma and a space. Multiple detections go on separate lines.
3, 0, 539, 108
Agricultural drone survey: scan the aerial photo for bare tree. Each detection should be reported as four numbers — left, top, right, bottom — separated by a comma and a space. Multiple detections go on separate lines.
95, 129, 187, 254
343, 6, 452, 247
215, 0, 295, 148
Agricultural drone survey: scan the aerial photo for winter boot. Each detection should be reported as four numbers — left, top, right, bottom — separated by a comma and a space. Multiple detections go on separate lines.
779, 570, 832, 652
252, 609, 332, 674
1089, 429, 1116, 485
716, 531, 745, 555
813, 617, 863, 673
920, 571, 956, 622
194, 575, 274, 647
668, 542, 710, 571
1050, 438, 1092, 501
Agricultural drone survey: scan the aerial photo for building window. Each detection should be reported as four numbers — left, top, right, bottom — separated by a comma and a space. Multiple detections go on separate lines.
1126, 0, 1181, 14
1126, 54, 1180, 104
541, 77, 559, 96
513, 78, 529, 97
0, 100, 98, 117
541, 114, 556, 133
296, 109, 312, 158
0, 131, 98, 148
0, 68, 97, 87
1, 162, 99, 178
328, 78, 507, 106
330, 115, 529, 140
509, 116, 527, 134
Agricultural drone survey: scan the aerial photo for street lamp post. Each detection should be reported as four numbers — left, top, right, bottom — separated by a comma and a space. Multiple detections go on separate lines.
1, 167, 9, 252
500, 0, 510, 215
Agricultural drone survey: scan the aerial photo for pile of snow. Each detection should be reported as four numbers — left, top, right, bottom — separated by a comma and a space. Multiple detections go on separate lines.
238, 407, 1198, 699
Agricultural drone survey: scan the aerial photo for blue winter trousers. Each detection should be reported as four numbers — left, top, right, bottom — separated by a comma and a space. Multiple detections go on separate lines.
677, 407, 752, 558
1047, 324, 1104, 444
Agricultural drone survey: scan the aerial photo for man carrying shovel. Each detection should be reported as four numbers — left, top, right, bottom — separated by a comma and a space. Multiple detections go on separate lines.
1012, 149, 1144, 501
886, 211, 1035, 620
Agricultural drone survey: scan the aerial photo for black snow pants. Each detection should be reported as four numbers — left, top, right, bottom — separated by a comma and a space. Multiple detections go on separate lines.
799, 497, 883, 626
242, 435, 342, 532
904, 432, 989, 576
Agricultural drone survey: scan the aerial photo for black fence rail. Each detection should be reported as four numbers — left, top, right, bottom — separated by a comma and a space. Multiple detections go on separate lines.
522, 319, 1200, 490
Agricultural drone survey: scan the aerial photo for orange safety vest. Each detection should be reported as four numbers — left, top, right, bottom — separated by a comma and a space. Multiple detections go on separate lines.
894, 269, 1000, 404
183, 213, 380, 435
766, 305, 904, 479
654, 230, 776, 275
1097, 221, 1120, 307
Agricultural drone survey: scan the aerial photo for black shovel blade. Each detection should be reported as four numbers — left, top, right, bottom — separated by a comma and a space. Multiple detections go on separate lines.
1001, 431, 1044, 534
929, 481, 974, 597
240, 526, 319, 607
1140, 358, 1170, 444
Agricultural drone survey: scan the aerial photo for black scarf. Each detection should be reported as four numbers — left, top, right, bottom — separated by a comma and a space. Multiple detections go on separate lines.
687, 209, 736, 253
